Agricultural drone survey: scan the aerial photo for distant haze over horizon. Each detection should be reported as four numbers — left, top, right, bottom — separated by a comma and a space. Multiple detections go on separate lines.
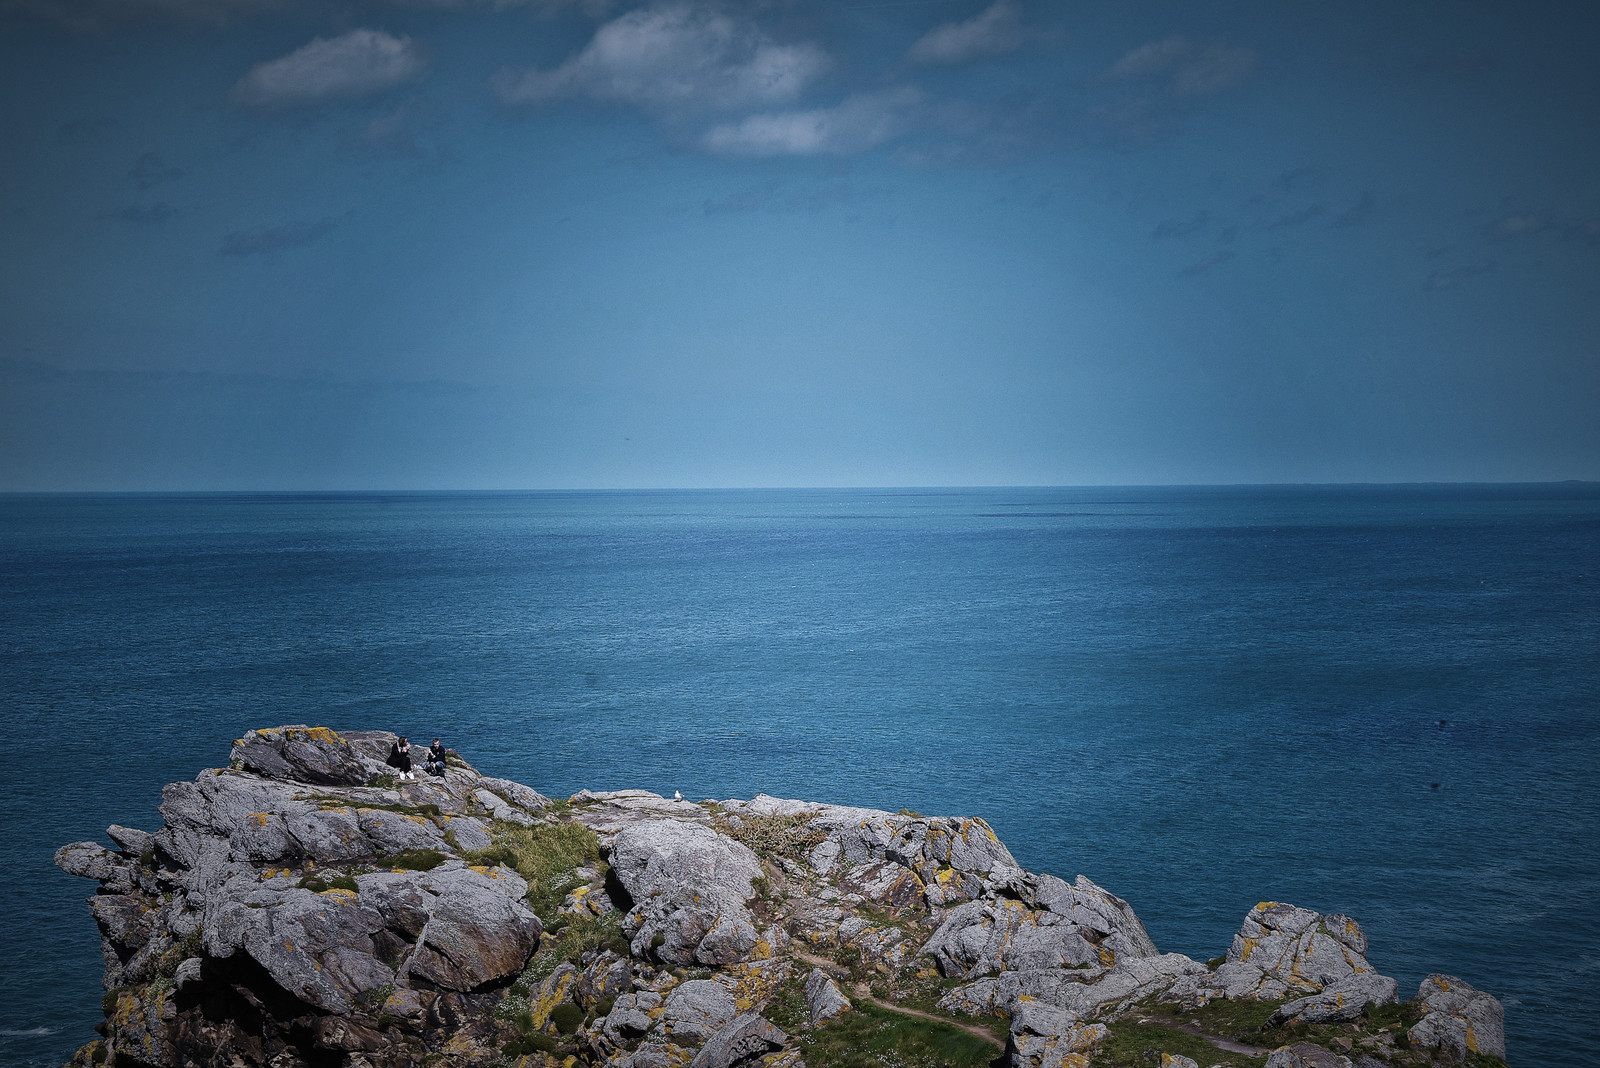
3, 1, 1597, 491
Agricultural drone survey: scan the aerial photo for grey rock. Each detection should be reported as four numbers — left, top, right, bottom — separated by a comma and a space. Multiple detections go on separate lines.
1159, 1058, 1199, 1068
578, 951, 633, 1009
660, 979, 738, 1044
1221, 902, 1378, 997
1270, 971, 1399, 1025
55, 842, 136, 891
804, 967, 851, 1026
1006, 1000, 1107, 1068
107, 825, 154, 857
923, 898, 1115, 978
602, 990, 663, 1042
609, 820, 762, 966
1264, 1042, 1353, 1068
172, 957, 203, 989
940, 954, 1205, 1021
399, 866, 542, 991
689, 1013, 786, 1068
1407, 974, 1505, 1062
478, 776, 551, 814
230, 725, 372, 786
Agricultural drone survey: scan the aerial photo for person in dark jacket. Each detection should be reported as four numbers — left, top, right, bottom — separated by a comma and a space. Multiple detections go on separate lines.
425, 738, 448, 776
386, 736, 414, 781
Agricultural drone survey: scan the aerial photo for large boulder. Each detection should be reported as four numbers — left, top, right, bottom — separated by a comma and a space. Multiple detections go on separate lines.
609, 820, 764, 966
940, 953, 1207, 1020
804, 968, 851, 1026
1269, 972, 1399, 1026
1407, 974, 1505, 1062
231, 726, 375, 786
688, 1013, 786, 1068
1006, 998, 1107, 1068
1212, 902, 1379, 999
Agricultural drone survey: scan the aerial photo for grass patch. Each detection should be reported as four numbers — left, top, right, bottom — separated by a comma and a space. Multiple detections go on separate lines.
721, 813, 828, 861
793, 1000, 999, 1068
299, 874, 360, 893
368, 774, 397, 789
1099, 1017, 1266, 1068
386, 849, 446, 871
514, 912, 627, 987
468, 819, 601, 921
1154, 996, 1282, 1043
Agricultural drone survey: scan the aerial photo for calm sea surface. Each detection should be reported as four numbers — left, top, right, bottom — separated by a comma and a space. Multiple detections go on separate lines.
2, 487, 1596, 1066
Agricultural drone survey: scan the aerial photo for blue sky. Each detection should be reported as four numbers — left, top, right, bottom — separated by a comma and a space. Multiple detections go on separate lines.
2, 0, 1597, 489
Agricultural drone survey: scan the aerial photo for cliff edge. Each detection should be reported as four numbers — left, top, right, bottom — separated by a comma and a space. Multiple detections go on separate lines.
55, 726, 1509, 1068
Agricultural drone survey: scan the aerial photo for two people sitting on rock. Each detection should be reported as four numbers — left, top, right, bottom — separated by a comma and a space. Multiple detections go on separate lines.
424, 738, 448, 777
385, 736, 415, 781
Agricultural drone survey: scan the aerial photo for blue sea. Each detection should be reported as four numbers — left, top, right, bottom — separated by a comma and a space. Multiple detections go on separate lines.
2, 486, 1597, 1067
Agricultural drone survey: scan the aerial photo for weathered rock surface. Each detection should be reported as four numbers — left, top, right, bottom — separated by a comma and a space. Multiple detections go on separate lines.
55, 725, 1512, 1068
1407, 974, 1506, 1062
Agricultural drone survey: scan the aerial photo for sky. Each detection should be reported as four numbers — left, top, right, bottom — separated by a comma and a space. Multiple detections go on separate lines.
1, 0, 1597, 490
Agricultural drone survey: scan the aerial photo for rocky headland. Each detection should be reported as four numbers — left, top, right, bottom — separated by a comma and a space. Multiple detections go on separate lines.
56, 727, 1509, 1068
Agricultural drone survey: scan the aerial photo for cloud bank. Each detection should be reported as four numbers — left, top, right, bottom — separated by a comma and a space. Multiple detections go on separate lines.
905, 1, 1022, 66
493, 5, 826, 111
701, 87, 921, 157
1106, 36, 1257, 97
233, 29, 426, 109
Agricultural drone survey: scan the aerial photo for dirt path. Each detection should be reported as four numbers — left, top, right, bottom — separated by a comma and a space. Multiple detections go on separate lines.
791, 951, 1004, 1049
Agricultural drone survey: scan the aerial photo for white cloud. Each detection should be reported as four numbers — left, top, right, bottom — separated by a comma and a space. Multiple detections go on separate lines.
1106, 36, 1256, 97
233, 29, 426, 109
905, 1, 1022, 66
493, 5, 826, 111
701, 87, 921, 157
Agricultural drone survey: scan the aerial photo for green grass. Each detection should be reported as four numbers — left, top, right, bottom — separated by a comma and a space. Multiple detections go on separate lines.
791, 1000, 1000, 1068
1098, 1017, 1266, 1068
386, 849, 446, 871
298, 873, 360, 893
465, 819, 601, 920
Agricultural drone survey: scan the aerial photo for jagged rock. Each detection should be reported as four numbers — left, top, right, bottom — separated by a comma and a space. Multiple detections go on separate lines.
56, 842, 137, 891
578, 950, 634, 1009
572, 790, 712, 839
661, 979, 740, 1044
804, 967, 851, 1025
1160, 1057, 1199, 1068
231, 725, 374, 786
1006, 998, 1106, 1068
924, 872, 1161, 980
940, 953, 1207, 1020
609, 819, 763, 966
728, 793, 1020, 906
55, 725, 1512, 1068
1201, 903, 1378, 1000
1269, 971, 1399, 1025
1407, 974, 1505, 1062
107, 824, 155, 856
478, 776, 551, 813
689, 1013, 787, 1068
1264, 1042, 1354, 1068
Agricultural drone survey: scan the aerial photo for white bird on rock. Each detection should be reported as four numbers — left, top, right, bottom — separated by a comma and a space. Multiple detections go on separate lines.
673, 790, 683, 801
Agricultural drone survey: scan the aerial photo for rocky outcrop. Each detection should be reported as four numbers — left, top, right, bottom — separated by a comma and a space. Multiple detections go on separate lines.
1407, 974, 1506, 1062
56, 726, 1511, 1068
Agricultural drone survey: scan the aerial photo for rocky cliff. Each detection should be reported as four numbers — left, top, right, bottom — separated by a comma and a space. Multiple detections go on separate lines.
56, 726, 1509, 1068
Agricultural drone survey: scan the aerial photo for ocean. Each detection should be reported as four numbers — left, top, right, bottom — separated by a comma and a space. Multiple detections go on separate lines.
2, 486, 1596, 1067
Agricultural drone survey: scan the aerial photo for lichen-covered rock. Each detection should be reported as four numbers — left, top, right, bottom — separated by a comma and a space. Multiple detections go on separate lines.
1006, 998, 1106, 1068
1407, 974, 1505, 1062
609, 819, 763, 966
940, 953, 1207, 1020
804, 967, 851, 1025
1264, 1042, 1354, 1068
689, 1012, 786, 1068
1213, 902, 1378, 999
661, 978, 740, 1044
1269, 971, 1399, 1026
55, 725, 1511, 1068
231, 725, 375, 786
